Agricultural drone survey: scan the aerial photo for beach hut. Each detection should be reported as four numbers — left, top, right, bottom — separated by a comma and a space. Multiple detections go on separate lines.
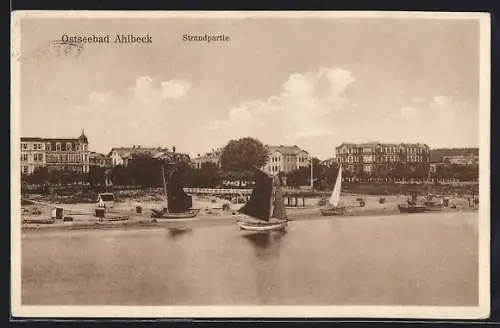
97, 192, 116, 209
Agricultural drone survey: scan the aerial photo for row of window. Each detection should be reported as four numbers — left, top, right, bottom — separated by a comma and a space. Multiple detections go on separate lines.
268, 165, 281, 172
270, 156, 309, 163
22, 164, 90, 174
21, 153, 44, 162
338, 147, 428, 155
21, 143, 43, 150
21, 142, 88, 151
339, 155, 426, 163
46, 154, 89, 163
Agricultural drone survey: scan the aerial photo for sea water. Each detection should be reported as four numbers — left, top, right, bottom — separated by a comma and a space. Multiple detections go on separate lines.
21, 212, 478, 306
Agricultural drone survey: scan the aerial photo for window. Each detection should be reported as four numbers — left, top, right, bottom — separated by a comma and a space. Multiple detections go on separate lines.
56, 143, 61, 151
46, 143, 51, 151
34, 154, 44, 162
66, 142, 72, 151
22, 166, 28, 174
21, 154, 28, 161
21, 143, 28, 150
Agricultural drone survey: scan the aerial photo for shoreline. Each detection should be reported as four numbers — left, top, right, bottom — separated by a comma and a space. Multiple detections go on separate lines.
21, 206, 478, 234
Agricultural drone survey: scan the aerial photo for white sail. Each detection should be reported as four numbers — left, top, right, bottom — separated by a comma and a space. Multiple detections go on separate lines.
329, 165, 342, 207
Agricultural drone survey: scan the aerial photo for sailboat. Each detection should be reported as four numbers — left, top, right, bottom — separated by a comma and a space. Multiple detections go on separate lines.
422, 166, 443, 211
320, 165, 346, 216
397, 193, 426, 213
236, 168, 289, 232
151, 164, 200, 220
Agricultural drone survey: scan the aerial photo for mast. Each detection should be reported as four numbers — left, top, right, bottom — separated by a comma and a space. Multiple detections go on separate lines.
161, 163, 169, 213
269, 179, 274, 220
310, 157, 314, 189
427, 164, 431, 197
271, 175, 287, 220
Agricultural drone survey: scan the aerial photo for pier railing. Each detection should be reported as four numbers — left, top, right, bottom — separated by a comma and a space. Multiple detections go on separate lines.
183, 188, 252, 195
183, 187, 329, 196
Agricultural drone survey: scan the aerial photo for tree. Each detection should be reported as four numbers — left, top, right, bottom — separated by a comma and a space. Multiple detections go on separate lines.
87, 166, 107, 187
192, 162, 220, 188
27, 167, 49, 185
220, 137, 269, 173
127, 154, 163, 187
285, 157, 323, 188
110, 165, 133, 186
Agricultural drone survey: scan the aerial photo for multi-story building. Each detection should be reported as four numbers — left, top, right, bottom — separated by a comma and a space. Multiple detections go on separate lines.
89, 152, 112, 168
443, 154, 479, 166
108, 145, 190, 166
335, 142, 430, 177
263, 145, 310, 175
108, 146, 156, 166
321, 157, 337, 167
20, 130, 90, 175
192, 148, 222, 169
151, 148, 191, 164
430, 153, 479, 174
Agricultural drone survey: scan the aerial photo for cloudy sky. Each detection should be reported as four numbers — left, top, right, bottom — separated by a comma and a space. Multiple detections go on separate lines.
19, 15, 482, 159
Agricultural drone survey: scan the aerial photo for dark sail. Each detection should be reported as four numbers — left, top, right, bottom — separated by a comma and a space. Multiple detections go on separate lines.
238, 169, 273, 221
271, 176, 287, 220
166, 167, 193, 213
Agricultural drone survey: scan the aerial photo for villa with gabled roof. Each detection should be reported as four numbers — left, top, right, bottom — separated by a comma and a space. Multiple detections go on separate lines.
263, 145, 310, 175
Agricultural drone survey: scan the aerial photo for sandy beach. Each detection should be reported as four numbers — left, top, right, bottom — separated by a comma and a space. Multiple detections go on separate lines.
20, 193, 478, 233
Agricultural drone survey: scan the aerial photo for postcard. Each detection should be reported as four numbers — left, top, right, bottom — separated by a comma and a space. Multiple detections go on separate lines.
11, 10, 491, 319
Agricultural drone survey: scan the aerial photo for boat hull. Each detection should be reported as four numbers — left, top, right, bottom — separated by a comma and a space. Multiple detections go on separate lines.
397, 204, 426, 213
423, 201, 443, 212
424, 206, 443, 212
151, 208, 200, 219
236, 220, 288, 232
320, 207, 346, 216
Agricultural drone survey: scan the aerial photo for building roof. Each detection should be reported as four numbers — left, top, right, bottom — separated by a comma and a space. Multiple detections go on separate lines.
109, 147, 166, 157
98, 193, 116, 201
336, 142, 429, 149
20, 137, 45, 142
267, 145, 308, 155
321, 157, 336, 163
89, 152, 109, 159
21, 137, 80, 143
78, 129, 88, 144
429, 148, 479, 163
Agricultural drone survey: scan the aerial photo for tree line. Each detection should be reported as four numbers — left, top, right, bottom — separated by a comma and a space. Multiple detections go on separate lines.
21, 137, 479, 188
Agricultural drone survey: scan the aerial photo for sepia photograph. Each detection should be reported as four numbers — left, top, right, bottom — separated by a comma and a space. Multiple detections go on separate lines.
11, 11, 490, 319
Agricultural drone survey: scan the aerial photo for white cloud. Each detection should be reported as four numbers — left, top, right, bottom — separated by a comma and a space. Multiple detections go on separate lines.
130, 76, 190, 107
430, 95, 461, 127
88, 91, 112, 105
413, 97, 425, 104
161, 79, 191, 99
400, 106, 419, 120
69, 75, 191, 151
205, 67, 354, 144
398, 95, 465, 127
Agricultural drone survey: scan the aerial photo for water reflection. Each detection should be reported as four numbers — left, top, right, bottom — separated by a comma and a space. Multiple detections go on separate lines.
167, 227, 193, 238
241, 230, 288, 259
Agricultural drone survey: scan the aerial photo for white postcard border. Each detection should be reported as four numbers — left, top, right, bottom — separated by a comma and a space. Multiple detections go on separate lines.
10, 10, 491, 319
